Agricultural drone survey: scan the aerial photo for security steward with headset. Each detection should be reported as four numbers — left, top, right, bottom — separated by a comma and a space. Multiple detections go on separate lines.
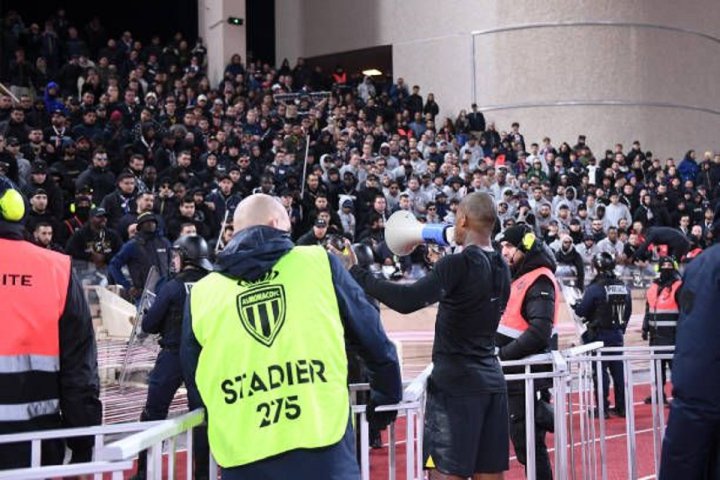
497, 224, 560, 480
641, 256, 681, 405
573, 252, 632, 418
0, 176, 102, 468
347, 192, 512, 480
132, 235, 214, 480
180, 193, 402, 480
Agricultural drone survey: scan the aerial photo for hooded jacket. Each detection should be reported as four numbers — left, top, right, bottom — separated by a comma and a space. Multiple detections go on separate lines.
555, 243, 585, 290
496, 243, 558, 363
181, 226, 401, 479
43, 82, 66, 115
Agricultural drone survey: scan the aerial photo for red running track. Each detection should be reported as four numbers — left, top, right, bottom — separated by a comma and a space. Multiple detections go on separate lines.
368, 383, 669, 480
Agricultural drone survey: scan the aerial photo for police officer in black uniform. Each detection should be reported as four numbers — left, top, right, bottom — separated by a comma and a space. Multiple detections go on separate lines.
641, 256, 681, 405
574, 252, 632, 418
132, 235, 213, 480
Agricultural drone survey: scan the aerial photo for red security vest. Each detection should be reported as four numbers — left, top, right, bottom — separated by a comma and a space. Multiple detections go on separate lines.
646, 281, 681, 315
0, 238, 70, 422
498, 267, 560, 339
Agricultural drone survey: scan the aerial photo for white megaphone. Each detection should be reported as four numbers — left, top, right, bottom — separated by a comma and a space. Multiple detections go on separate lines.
384, 210, 455, 256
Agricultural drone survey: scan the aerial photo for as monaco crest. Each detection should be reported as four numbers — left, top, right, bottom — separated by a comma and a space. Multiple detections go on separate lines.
237, 285, 287, 347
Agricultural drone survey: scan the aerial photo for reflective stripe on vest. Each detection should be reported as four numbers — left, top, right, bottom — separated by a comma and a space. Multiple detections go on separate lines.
498, 267, 560, 339
0, 399, 60, 421
190, 246, 349, 468
646, 281, 681, 316
0, 239, 69, 420
649, 320, 678, 327
0, 354, 60, 373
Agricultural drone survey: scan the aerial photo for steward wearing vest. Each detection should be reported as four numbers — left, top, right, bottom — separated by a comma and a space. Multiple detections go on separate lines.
497, 224, 559, 480
574, 252, 632, 419
181, 194, 401, 480
0, 177, 102, 469
641, 256, 681, 405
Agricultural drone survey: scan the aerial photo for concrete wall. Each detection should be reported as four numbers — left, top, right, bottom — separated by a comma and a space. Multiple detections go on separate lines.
199, 0, 247, 86
275, 0, 720, 157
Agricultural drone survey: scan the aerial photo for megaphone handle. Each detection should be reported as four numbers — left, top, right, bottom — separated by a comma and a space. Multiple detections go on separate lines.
421, 224, 452, 246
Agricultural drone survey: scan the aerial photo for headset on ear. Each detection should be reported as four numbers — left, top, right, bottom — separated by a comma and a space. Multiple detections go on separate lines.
519, 225, 536, 253
654, 257, 679, 272
0, 188, 25, 222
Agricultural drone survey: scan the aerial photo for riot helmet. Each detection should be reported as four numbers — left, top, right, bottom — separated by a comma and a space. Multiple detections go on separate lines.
592, 251, 616, 273
172, 235, 213, 271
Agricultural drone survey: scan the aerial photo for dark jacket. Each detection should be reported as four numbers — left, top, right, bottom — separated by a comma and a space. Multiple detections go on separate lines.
0, 221, 102, 468
671, 244, 720, 411
100, 190, 135, 232
555, 245, 585, 290
574, 272, 632, 346
76, 166, 116, 205
65, 224, 122, 263
143, 268, 208, 350
352, 245, 510, 394
635, 227, 691, 260
181, 226, 402, 479
108, 231, 171, 289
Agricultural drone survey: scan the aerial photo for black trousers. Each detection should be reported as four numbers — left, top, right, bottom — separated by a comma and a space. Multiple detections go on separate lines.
508, 390, 553, 480
137, 349, 209, 479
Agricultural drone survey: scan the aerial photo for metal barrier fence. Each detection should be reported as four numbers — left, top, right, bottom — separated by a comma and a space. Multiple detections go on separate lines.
0, 343, 674, 479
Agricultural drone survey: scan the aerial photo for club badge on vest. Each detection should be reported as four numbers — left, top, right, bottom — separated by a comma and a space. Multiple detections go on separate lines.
236, 270, 287, 347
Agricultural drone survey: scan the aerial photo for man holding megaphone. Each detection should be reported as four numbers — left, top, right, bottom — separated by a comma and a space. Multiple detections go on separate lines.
331, 192, 512, 480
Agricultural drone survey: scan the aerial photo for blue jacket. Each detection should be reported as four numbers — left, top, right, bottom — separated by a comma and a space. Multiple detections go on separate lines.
108, 233, 171, 289
43, 82, 66, 114
678, 155, 700, 184
672, 244, 720, 412
181, 226, 402, 479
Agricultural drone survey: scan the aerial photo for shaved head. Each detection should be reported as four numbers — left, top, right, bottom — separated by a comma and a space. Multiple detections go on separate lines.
233, 193, 291, 233
454, 192, 496, 246
459, 192, 496, 230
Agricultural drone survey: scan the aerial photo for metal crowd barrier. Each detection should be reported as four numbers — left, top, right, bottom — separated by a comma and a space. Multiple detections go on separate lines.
0, 344, 674, 479
565, 344, 675, 480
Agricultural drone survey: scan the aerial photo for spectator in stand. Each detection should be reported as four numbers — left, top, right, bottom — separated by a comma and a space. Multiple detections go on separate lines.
597, 226, 624, 262
108, 212, 171, 300
556, 234, 586, 289
605, 191, 632, 228
65, 207, 122, 268
0, 6, 718, 303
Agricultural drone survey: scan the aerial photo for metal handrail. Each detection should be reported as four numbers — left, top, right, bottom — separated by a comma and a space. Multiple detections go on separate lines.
98, 409, 204, 461
0, 421, 164, 445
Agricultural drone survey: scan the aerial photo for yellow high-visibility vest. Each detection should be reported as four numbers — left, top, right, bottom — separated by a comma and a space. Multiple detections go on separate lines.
190, 246, 349, 468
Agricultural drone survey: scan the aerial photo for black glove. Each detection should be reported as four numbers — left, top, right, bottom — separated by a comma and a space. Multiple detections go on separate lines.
366, 399, 397, 431
641, 331, 648, 341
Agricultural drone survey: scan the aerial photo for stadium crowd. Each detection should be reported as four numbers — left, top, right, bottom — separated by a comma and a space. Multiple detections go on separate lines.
1, 9, 717, 295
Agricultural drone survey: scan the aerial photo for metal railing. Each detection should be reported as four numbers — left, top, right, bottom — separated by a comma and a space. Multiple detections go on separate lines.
0, 420, 162, 479
0, 344, 674, 479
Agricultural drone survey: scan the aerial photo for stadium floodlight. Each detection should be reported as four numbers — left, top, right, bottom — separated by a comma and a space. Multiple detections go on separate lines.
362, 69, 382, 76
